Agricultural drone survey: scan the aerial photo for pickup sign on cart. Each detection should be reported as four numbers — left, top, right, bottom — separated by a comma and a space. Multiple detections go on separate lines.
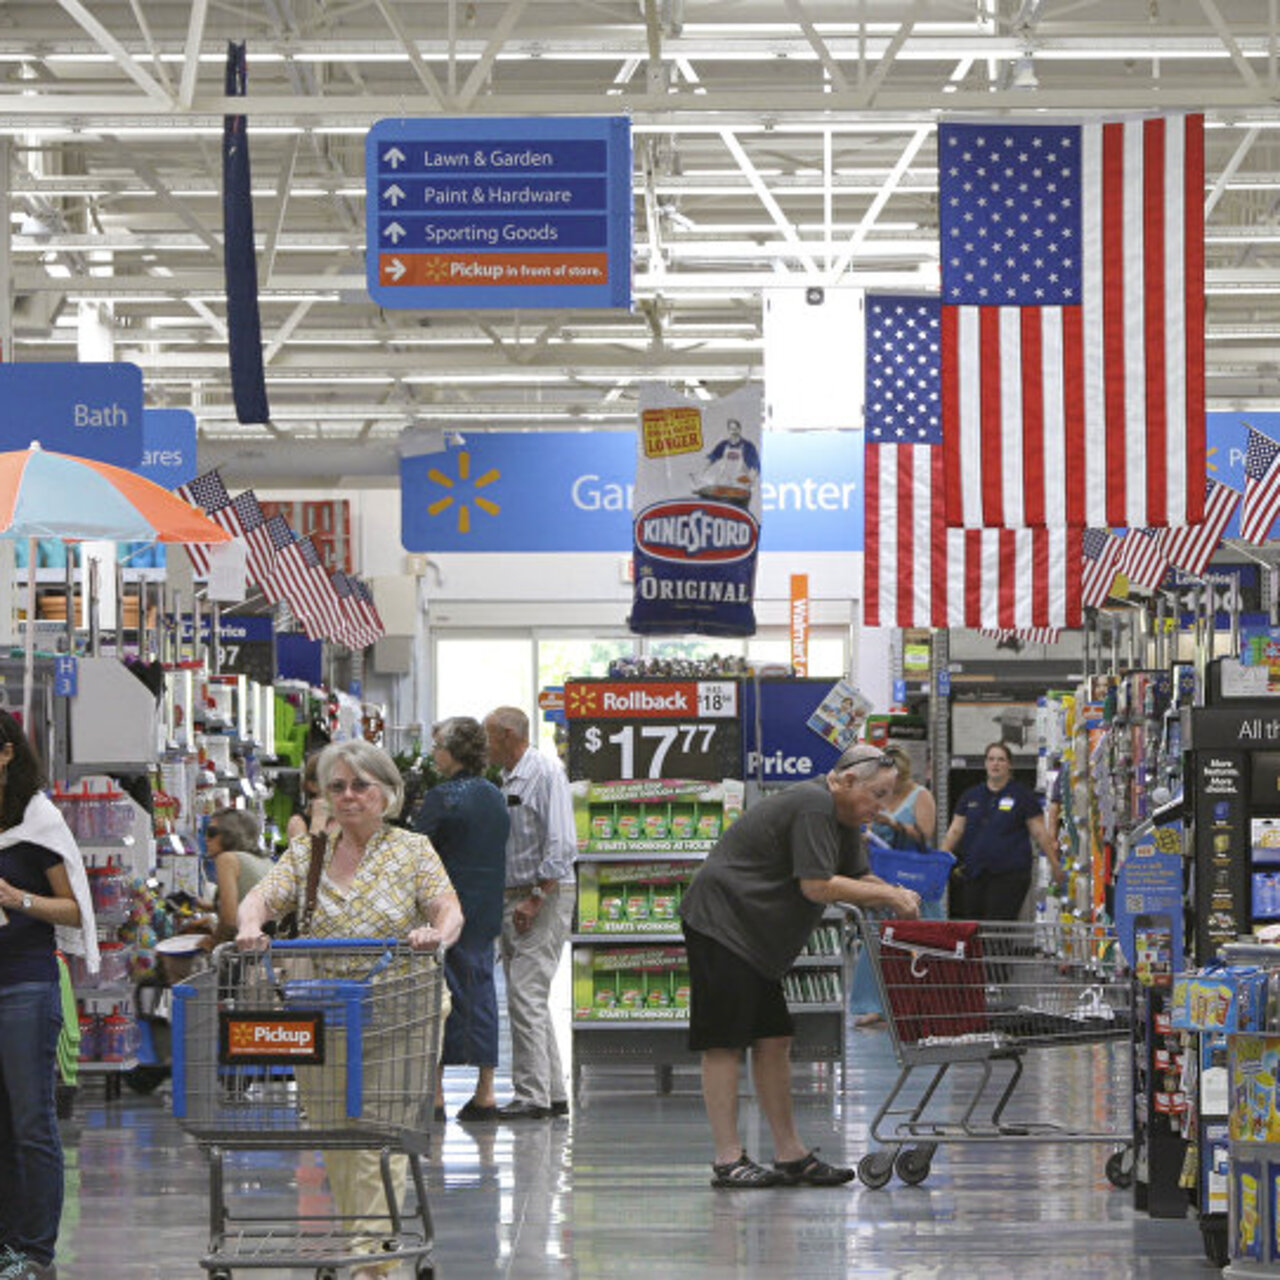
219, 1011, 327, 1066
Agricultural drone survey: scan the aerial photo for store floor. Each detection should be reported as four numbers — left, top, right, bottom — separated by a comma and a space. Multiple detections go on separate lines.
57, 1025, 1215, 1279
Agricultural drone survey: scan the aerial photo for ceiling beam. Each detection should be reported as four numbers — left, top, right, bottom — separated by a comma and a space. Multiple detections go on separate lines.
54, 0, 173, 106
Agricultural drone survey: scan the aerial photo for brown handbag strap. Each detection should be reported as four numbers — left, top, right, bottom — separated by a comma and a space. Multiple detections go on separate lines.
299, 831, 326, 934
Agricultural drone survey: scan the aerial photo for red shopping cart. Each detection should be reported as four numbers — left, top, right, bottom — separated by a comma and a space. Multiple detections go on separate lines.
849, 910, 1134, 1190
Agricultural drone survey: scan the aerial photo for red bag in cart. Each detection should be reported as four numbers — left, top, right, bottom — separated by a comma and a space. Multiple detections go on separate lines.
878, 920, 988, 1043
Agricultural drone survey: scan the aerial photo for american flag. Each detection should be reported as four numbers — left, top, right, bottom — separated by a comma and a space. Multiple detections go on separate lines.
1080, 528, 1121, 609
175, 470, 233, 577
1162, 477, 1240, 576
938, 114, 1205, 530
1241, 426, 1280, 545
228, 490, 281, 600
264, 515, 325, 640
863, 294, 1082, 629
352, 577, 384, 635
331, 571, 377, 649
1115, 527, 1171, 593
978, 627, 1062, 647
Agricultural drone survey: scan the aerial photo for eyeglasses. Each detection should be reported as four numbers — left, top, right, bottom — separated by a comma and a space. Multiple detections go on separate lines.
325, 777, 376, 797
839, 752, 897, 775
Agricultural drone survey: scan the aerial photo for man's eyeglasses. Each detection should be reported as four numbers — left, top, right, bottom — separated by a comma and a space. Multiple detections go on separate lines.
325, 777, 376, 796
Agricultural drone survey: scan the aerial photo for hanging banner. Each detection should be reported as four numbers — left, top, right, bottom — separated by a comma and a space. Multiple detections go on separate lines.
790, 574, 809, 675
628, 386, 763, 637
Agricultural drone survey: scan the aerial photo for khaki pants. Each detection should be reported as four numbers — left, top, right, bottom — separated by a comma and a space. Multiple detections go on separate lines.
296, 985, 449, 1274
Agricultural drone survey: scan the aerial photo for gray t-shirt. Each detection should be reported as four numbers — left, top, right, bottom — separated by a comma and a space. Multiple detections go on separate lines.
679, 777, 867, 980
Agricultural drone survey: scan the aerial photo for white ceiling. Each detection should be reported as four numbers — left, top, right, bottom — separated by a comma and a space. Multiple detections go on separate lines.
5, 0, 1280, 481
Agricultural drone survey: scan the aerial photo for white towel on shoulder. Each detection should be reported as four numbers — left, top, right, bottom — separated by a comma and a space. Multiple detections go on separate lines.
0, 791, 100, 973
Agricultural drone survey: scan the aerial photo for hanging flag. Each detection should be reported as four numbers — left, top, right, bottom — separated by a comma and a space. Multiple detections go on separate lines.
331, 571, 378, 649
1241, 426, 1280, 545
628, 384, 763, 637
863, 295, 1082, 630
1162, 477, 1240, 576
978, 627, 1062, 646
938, 114, 1205, 529
223, 41, 270, 425
351, 577, 385, 637
264, 515, 326, 640
1080, 527, 1122, 610
226, 489, 281, 599
175, 470, 234, 578
1115, 527, 1172, 593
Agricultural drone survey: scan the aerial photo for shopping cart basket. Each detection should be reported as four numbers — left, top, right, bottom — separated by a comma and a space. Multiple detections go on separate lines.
849, 910, 1133, 1190
172, 939, 445, 1279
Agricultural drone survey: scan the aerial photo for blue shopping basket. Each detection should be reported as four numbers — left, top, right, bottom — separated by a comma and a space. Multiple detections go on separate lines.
869, 844, 956, 903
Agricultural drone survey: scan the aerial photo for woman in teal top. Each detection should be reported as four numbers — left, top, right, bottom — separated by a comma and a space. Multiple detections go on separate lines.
851, 748, 939, 1027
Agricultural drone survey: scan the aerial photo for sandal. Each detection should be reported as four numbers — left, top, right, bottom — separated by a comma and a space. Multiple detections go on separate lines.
710, 1151, 784, 1189
773, 1148, 856, 1186
854, 1012, 886, 1029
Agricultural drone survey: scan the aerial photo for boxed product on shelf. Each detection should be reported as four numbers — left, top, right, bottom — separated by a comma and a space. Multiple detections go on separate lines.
1172, 967, 1269, 1033
572, 945, 690, 1021
577, 860, 695, 933
572, 778, 745, 854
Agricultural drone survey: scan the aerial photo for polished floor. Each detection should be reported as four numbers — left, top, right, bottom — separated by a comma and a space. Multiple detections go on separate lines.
55, 1023, 1217, 1279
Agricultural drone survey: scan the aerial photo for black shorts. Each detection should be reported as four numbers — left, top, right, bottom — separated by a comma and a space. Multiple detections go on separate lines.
682, 923, 795, 1051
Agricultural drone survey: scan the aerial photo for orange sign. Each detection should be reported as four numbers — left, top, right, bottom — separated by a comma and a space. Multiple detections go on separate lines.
790, 574, 809, 676
641, 406, 704, 458
538, 687, 565, 712
220, 1012, 326, 1065
379, 251, 609, 288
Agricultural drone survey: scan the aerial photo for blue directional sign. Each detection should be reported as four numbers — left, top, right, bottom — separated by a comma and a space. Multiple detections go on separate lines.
140, 408, 197, 488
0, 363, 143, 466
366, 117, 631, 310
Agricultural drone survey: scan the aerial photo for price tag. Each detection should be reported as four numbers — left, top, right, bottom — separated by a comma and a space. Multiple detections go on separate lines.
696, 681, 738, 718
569, 719, 741, 782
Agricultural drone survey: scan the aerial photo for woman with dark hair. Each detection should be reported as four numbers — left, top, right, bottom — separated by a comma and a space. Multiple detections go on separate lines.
941, 741, 1064, 921
204, 808, 270, 945
285, 751, 338, 844
0, 709, 97, 1279
412, 716, 509, 1122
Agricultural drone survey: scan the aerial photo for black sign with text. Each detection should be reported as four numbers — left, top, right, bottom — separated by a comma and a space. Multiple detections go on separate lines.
568, 718, 742, 782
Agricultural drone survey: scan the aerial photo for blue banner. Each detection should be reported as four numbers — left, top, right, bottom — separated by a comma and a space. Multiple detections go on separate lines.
0, 362, 143, 465
366, 116, 631, 310
400, 428, 862, 554
741, 679, 843, 781
140, 409, 197, 488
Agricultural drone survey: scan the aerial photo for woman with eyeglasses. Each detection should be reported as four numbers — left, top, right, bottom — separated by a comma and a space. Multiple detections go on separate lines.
236, 739, 463, 1280
411, 716, 509, 1123
203, 808, 270, 945
0, 708, 97, 1280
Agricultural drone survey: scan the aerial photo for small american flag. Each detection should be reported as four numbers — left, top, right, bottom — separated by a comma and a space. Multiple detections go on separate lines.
1241, 426, 1280, 545
228, 490, 280, 599
1162, 477, 1240, 576
938, 114, 1205, 530
352, 577, 384, 635
1116, 527, 1171, 593
175, 470, 233, 578
1080, 528, 1121, 609
978, 627, 1062, 647
332, 571, 377, 649
864, 293, 1082, 629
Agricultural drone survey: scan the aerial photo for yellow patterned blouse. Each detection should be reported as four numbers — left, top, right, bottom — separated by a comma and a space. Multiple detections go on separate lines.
256, 824, 455, 939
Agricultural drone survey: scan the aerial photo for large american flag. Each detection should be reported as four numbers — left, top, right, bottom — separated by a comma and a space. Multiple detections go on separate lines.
938, 114, 1205, 530
863, 294, 1082, 629
1241, 426, 1280, 545
1162, 477, 1240, 576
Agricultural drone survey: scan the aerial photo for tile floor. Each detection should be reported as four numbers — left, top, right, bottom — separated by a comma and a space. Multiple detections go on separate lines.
54, 1022, 1219, 1279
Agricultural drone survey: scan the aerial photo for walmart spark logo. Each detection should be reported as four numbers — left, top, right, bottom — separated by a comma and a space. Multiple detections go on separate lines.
425, 450, 501, 534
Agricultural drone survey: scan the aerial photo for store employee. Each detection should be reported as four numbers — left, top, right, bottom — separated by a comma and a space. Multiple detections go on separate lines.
941, 741, 1064, 921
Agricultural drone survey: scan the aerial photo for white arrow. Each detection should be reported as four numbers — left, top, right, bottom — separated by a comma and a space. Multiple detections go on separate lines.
383, 183, 406, 207
384, 222, 406, 244
386, 258, 407, 282
383, 146, 407, 169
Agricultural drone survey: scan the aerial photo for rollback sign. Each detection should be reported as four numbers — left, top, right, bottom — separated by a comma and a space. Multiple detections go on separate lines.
629, 385, 763, 637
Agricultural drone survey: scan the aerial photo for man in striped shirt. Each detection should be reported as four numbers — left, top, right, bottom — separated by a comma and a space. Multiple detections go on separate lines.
485, 707, 577, 1120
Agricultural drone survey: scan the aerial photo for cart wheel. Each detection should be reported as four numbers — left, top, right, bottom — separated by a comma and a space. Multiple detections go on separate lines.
1201, 1220, 1229, 1269
857, 1151, 895, 1190
209, 1271, 232, 1280
414, 1263, 435, 1280
1105, 1149, 1134, 1190
894, 1148, 933, 1187
314, 1269, 338, 1280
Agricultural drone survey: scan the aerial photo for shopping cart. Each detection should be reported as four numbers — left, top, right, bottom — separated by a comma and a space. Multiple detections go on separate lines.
171, 939, 445, 1279
849, 910, 1134, 1190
